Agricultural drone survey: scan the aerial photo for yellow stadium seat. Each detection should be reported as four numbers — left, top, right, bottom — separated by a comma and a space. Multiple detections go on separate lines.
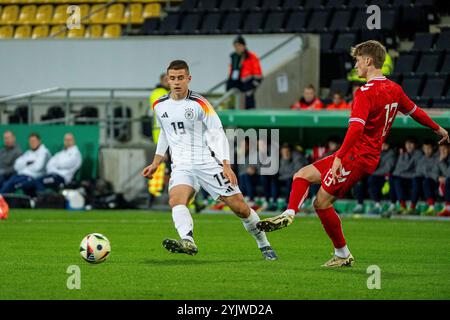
0, 0, 19, 4
124, 3, 143, 24
14, 25, 31, 38
1, 5, 19, 25
103, 24, 121, 38
49, 24, 65, 38
51, 5, 68, 25
32, 25, 49, 38
105, 4, 124, 24
89, 4, 106, 24
67, 24, 85, 38
35, 5, 53, 24
143, 3, 160, 19
85, 24, 102, 38
0, 25, 13, 38
78, 4, 90, 20
17, 5, 37, 25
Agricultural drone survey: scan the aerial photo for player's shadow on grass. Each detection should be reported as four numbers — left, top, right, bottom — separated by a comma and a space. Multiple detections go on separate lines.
142, 258, 259, 265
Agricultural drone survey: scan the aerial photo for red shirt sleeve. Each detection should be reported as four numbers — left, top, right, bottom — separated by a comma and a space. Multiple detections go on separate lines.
398, 87, 417, 115
398, 86, 439, 130
348, 89, 370, 126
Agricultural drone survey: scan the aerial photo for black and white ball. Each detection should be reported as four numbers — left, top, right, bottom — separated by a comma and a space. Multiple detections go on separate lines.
80, 233, 111, 264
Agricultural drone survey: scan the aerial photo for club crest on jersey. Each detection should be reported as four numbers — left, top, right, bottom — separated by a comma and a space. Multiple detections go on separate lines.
184, 108, 195, 120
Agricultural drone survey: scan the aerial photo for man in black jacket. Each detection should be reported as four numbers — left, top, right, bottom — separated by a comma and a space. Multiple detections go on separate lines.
0, 131, 22, 189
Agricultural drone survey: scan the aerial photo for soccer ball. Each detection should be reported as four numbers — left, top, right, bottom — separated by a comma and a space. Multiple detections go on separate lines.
80, 233, 111, 264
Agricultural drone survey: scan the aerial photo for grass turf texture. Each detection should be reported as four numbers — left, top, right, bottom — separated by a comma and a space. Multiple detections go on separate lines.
0, 210, 449, 300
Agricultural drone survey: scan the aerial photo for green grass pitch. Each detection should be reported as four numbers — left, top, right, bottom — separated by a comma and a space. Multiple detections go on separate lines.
0, 209, 449, 300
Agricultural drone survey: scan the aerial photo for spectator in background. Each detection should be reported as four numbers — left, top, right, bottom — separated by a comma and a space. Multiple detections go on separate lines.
0, 131, 22, 189
237, 139, 260, 207
417, 140, 440, 216
278, 143, 308, 206
438, 143, 450, 216
347, 84, 362, 110
226, 35, 263, 109
29, 133, 82, 195
258, 139, 279, 211
291, 84, 324, 110
368, 142, 397, 215
326, 92, 349, 110
392, 138, 423, 215
149, 73, 170, 144
0, 133, 50, 195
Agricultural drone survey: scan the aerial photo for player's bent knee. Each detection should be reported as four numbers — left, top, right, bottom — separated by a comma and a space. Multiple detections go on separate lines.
168, 197, 189, 208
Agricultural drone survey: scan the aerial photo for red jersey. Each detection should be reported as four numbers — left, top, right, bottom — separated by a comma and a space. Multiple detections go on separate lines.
347, 76, 418, 172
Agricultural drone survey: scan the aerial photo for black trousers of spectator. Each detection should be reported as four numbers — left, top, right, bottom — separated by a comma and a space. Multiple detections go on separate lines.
353, 177, 368, 205
368, 175, 386, 203
278, 178, 292, 204
0, 175, 35, 194
260, 175, 278, 202
422, 178, 437, 204
446, 178, 450, 203
393, 176, 421, 205
239, 173, 258, 200
244, 92, 256, 109
366, 175, 397, 204
0, 174, 13, 190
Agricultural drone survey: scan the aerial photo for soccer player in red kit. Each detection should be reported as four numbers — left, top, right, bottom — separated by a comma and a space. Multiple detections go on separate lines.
257, 40, 450, 267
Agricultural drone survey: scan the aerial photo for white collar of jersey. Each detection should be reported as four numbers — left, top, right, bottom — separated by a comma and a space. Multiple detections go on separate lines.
367, 76, 387, 82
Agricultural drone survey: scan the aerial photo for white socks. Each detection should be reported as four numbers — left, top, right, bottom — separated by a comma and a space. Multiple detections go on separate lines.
241, 209, 270, 249
284, 209, 295, 217
335, 245, 351, 259
172, 205, 194, 243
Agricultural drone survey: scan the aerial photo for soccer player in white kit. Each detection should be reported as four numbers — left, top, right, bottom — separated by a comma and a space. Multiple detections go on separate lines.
142, 60, 277, 260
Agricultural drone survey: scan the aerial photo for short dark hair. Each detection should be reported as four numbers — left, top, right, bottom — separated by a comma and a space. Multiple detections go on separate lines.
305, 84, 316, 91
423, 139, 435, 146
167, 60, 190, 74
29, 132, 40, 140
405, 137, 417, 144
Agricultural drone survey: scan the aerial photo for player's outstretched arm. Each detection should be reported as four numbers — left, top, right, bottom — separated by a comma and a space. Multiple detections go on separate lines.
400, 90, 450, 144
408, 107, 449, 144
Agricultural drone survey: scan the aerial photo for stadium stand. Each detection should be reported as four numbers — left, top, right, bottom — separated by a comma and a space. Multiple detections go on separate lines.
1, 0, 450, 108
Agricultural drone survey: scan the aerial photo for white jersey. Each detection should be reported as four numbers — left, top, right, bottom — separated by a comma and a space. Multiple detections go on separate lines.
46, 145, 83, 184
152, 90, 229, 170
14, 144, 50, 179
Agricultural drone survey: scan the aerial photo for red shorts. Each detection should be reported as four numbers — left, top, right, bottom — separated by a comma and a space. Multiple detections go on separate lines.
313, 152, 373, 198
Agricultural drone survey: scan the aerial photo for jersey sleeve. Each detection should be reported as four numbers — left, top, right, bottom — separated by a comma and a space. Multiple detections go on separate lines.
397, 86, 440, 130
397, 87, 418, 115
196, 97, 231, 162
154, 115, 168, 156
349, 89, 371, 126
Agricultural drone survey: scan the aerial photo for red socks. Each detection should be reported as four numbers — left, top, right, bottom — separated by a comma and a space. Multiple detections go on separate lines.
427, 198, 435, 206
400, 200, 406, 209
287, 177, 310, 213
316, 207, 346, 249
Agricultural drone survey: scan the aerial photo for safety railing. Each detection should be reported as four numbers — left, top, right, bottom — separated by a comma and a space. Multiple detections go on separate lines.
0, 87, 153, 147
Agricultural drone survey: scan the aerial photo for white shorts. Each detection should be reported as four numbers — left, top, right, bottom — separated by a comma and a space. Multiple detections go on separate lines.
168, 165, 241, 200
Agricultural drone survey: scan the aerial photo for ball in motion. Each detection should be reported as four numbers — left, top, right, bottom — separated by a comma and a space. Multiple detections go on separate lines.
80, 233, 111, 264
